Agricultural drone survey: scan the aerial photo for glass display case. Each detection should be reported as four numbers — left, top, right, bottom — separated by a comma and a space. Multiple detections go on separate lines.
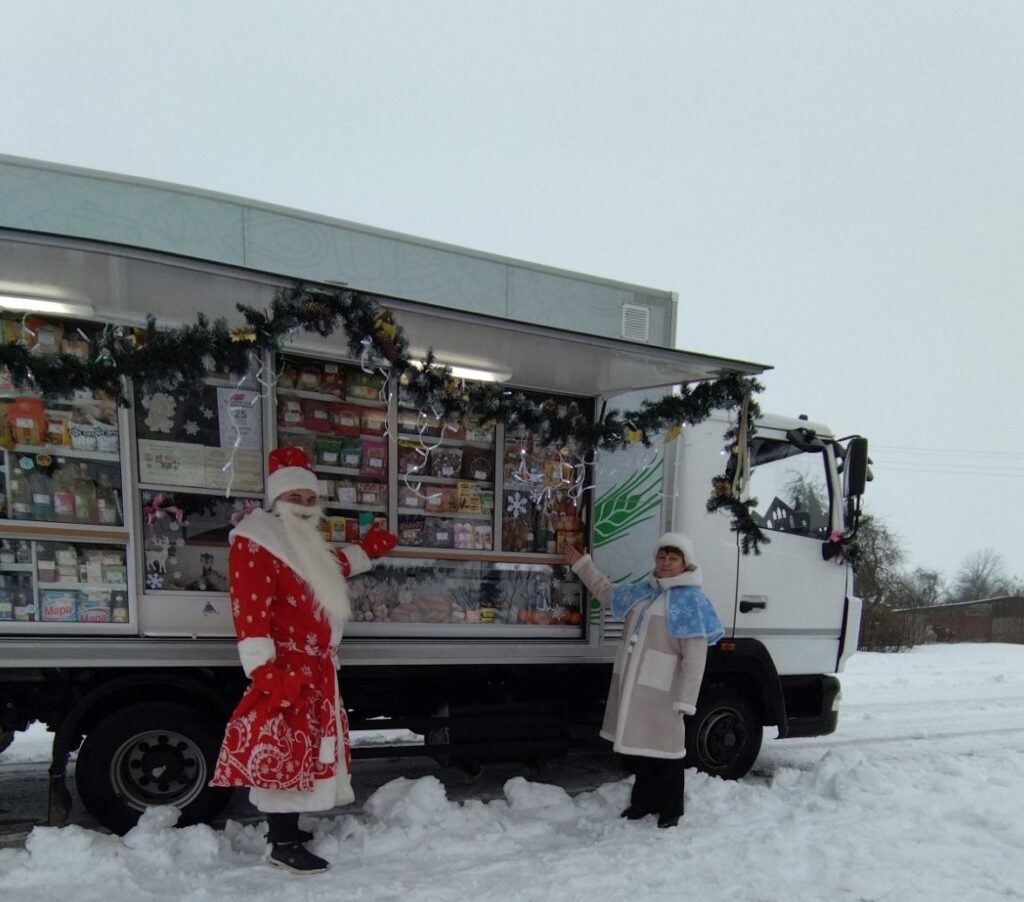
266, 355, 594, 636
346, 554, 584, 634
0, 537, 130, 630
275, 355, 390, 543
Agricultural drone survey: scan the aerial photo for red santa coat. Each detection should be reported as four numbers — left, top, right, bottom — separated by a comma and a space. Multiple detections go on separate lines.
211, 510, 371, 809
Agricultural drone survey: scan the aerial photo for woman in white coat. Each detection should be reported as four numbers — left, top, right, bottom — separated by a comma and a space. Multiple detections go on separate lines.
564, 533, 723, 827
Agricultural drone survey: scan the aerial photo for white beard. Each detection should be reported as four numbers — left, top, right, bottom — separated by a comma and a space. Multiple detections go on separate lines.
273, 500, 351, 627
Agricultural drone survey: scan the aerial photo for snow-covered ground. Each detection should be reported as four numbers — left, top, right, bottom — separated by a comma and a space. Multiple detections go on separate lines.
1, 643, 1022, 902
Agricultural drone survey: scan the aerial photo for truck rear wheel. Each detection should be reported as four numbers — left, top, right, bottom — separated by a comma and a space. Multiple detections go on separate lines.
686, 687, 762, 780
75, 701, 232, 835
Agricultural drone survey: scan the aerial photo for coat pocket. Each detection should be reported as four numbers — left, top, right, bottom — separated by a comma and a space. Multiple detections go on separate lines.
637, 649, 678, 691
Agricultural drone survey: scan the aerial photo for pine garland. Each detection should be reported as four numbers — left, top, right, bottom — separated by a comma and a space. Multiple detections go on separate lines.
0, 282, 768, 552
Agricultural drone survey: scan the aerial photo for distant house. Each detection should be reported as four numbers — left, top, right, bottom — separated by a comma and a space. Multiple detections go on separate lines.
897, 596, 1024, 644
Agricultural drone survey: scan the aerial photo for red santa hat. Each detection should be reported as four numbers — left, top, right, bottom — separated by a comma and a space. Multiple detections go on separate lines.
266, 446, 320, 501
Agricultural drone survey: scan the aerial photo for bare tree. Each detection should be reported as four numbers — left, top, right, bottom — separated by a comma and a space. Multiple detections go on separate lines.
951, 548, 1012, 602
889, 567, 947, 608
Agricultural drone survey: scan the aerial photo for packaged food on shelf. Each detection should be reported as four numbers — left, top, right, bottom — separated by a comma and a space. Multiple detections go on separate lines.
453, 521, 474, 550
110, 591, 129, 623
398, 485, 424, 509
425, 486, 457, 513
314, 435, 345, 467
398, 409, 441, 437
31, 319, 63, 354
277, 397, 303, 429
317, 478, 334, 498
473, 523, 493, 550
480, 490, 495, 514
77, 591, 112, 623
360, 407, 387, 436
442, 418, 465, 441
45, 409, 71, 446
424, 517, 454, 548
430, 447, 463, 479
360, 437, 387, 475
456, 482, 481, 513
335, 479, 358, 505
301, 398, 333, 433
12, 586, 34, 621
357, 481, 387, 507
464, 421, 495, 445
346, 370, 384, 401
397, 515, 426, 546
60, 334, 90, 360
329, 404, 361, 437
8, 397, 46, 445
398, 440, 426, 475
92, 416, 119, 453
320, 362, 345, 397
296, 364, 323, 392
8, 463, 32, 520
339, 438, 362, 469
40, 590, 78, 622
0, 540, 14, 563
461, 452, 494, 482
327, 516, 349, 543
0, 578, 11, 621
278, 361, 298, 389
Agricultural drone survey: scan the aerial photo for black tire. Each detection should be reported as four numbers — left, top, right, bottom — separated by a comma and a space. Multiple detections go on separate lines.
75, 701, 232, 835
686, 686, 762, 780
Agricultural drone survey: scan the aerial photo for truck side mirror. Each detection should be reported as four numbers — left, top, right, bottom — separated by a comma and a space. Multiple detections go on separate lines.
844, 437, 868, 498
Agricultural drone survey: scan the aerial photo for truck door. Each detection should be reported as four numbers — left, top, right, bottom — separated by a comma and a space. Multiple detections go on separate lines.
734, 428, 847, 676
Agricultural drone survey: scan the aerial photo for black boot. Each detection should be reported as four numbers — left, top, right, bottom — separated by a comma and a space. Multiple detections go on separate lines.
657, 813, 681, 829
269, 841, 330, 875
620, 805, 648, 820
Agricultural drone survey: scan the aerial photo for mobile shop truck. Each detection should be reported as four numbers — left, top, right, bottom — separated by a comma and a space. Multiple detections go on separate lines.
0, 156, 866, 835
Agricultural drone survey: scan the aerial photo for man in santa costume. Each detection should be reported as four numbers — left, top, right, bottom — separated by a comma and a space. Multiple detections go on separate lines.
211, 446, 397, 875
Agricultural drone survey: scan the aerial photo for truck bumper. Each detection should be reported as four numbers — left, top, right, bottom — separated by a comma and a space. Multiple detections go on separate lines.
783, 674, 841, 739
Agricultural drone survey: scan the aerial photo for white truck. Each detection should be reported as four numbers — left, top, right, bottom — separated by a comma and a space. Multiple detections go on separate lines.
0, 155, 866, 834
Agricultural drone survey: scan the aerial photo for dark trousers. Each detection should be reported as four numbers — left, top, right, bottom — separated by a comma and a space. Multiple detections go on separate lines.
623, 754, 686, 819
267, 812, 300, 845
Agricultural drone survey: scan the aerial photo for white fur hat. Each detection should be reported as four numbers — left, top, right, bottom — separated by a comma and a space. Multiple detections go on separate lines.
655, 532, 698, 571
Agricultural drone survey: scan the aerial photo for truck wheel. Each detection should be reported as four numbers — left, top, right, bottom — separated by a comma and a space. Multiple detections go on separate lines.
75, 701, 232, 835
686, 687, 762, 780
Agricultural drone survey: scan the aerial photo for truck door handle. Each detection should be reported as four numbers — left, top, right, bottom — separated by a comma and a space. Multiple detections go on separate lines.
740, 596, 767, 613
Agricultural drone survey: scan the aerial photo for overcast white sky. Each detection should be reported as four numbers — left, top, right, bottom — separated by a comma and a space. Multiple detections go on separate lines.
1, 1, 1021, 584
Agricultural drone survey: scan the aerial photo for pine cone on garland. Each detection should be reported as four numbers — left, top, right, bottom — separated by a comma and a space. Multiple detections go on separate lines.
373, 310, 402, 363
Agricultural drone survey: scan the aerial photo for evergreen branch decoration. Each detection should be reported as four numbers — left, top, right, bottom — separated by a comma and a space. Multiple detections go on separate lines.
0, 281, 768, 552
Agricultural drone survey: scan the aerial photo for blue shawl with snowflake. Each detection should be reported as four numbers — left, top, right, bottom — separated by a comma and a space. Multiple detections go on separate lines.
611, 578, 725, 645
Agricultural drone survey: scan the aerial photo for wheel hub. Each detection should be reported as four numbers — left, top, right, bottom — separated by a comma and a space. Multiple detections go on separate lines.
110, 730, 207, 810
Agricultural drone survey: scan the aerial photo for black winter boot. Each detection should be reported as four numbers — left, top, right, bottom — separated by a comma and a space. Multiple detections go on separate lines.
269, 841, 330, 875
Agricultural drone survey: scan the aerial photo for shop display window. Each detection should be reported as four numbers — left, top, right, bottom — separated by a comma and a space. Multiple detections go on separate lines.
276, 355, 389, 535
395, 380, 496, 551
0, 539, 129, 625
0, 315, 124, 526
135, 380, 263, 493
348, 556, 584, 629
501, 398, 587, 554
140, 490, 256, 592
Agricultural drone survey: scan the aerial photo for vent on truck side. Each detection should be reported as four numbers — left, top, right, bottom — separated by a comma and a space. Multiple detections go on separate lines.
620, 303, 650, 342
602, 610, 624, 644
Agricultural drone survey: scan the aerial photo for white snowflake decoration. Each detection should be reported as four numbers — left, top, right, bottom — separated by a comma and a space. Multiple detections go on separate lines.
146, 572, 163, 589
506, 493, 529, 518
200, 405, 214, 420
183, 420, 199, 436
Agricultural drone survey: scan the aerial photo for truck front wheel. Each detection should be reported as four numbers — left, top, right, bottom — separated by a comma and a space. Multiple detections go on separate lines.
75, 701, 232, 835
686, 687, 762, 780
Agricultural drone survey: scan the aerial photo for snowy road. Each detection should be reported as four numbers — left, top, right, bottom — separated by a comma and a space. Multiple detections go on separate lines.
2, 643, 1023, 902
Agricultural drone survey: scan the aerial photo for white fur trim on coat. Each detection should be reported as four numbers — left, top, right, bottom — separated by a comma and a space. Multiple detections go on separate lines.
237, 636, 275, 677
343, 544, 372, 577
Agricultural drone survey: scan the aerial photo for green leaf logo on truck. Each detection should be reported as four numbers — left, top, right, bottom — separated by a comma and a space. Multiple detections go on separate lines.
592, 457, 663, 549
